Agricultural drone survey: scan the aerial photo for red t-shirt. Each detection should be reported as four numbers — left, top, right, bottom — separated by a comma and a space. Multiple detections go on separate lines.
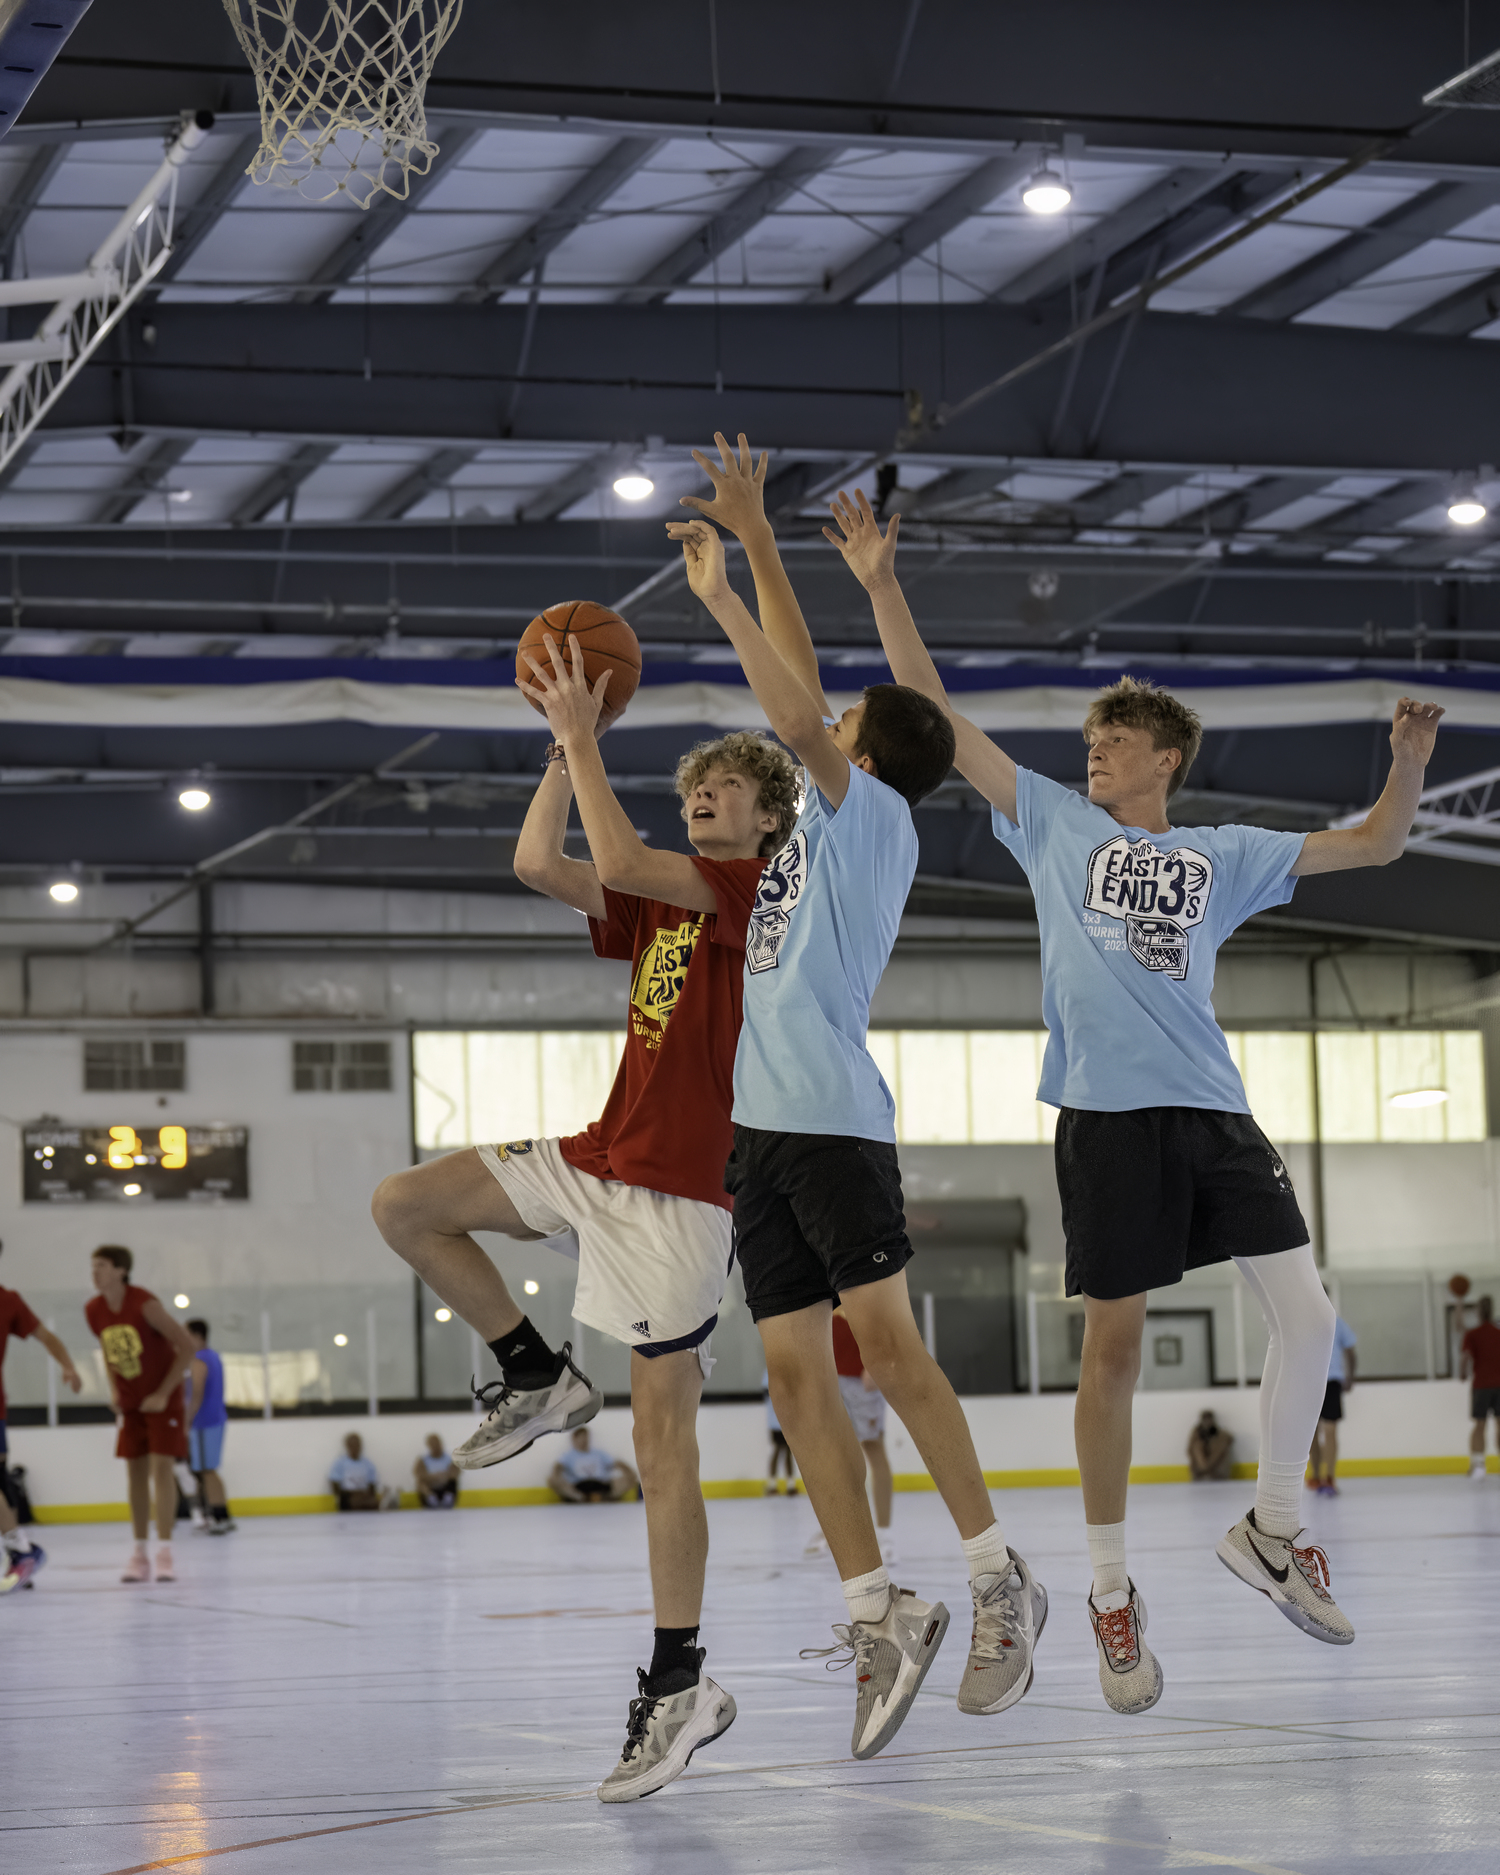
0, 1285, 41, 1418
1463, 1321, 1500, 1391
832, 1313, 864, 1379
560, 855, 765, 1210
85, 1285, 182, 1414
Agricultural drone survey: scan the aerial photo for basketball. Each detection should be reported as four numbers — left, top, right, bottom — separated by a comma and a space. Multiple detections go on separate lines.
1450, 1273, 1472, 1299
516, 601, 641, 727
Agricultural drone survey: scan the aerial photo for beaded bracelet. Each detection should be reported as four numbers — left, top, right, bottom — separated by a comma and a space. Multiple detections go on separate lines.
542, 740, 567, 768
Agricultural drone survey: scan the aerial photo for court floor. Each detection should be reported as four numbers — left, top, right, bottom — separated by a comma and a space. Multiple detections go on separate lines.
5, 1473, 1498, 1874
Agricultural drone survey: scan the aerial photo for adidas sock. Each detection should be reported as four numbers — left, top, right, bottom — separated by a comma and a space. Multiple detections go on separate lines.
1253, 1460, 1306, 1539
960, 1521, 1011, 1582
487, 1316, 561, 1391
645, 1625, 701, 1694
1086, 1520, 1129, 1604
841, 1566, 891, 1625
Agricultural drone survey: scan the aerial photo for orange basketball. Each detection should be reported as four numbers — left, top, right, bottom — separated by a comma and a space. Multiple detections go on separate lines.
1450, 1273, 1472, 1299
517, 601, 641, 727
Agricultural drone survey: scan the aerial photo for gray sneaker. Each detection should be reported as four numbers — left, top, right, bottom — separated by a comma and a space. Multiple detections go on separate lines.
1088, 1582, 1164, 1715
453, 1343, 601, 1470
957, 1549, 1048, 1716
801, 1586, 950, 1760
1217, 1509, 1354, 1645
597, 1660, 736, 1803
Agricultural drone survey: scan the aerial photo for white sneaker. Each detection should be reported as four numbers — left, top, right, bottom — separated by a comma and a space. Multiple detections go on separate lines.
454, 1342, 602, 1470
801, 1586, 950, 1760
597, 1660, 736, 1803
804, 1527, 830, 1557
1469, 1459, 1488, 1481
958, 1549, 1047, 1716
1087, 1582, 1164, 1715
878, 1534, 899, 1567
1216, 1509, 1354, 1644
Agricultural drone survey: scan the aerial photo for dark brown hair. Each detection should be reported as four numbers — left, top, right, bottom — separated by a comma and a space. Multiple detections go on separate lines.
93, 1244, 133, 1276
1082, 675, 1204, 799
853, 684, 956, 807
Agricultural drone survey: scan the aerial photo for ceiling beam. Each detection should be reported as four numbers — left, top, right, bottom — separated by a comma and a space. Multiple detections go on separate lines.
1395, 270, 1500, 337
617, 145, 838, 305
456, 136, 665, 304
290, 127, 485, 307
1227, 178, 1500, 322
0, 140, 71, 276
148, 132, 261, 288
515, 446, 640, 523
91, 436, 194, 524
992, 165, 1232, 306
360, 446, 482, 522
229, 443, 338, 526
1069, 469, 1191, 525
807, 153, 1035, 304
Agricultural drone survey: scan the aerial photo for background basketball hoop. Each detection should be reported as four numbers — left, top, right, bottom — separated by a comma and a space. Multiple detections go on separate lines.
222, 0, 465, 210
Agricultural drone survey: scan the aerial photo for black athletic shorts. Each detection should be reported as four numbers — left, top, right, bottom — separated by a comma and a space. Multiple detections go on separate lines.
1320, 1379, 1343, 1423
724, 1126, 912, 1322
1056, 1105, 1309, 1301
1473, 1387, 1500, 1421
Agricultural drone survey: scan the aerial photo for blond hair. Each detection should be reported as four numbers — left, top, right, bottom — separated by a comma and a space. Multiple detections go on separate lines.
673, 731, 800, 856
1082, 676, 1203, 798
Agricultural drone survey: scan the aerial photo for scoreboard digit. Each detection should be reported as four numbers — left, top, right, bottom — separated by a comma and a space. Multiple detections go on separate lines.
23, 1123, 250, 1203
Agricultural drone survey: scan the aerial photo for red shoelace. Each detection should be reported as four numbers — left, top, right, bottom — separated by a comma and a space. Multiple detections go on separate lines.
1291, 1540, 1332, 1592
1094, 1603, 1139, 1666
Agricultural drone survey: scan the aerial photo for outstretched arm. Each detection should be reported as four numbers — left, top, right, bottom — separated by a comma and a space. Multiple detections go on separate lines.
680, 431, 831, 716
511, 756, 607, 920
1292, 699, 1446, 875
825, 489, 1018, 820
517, 635, 719, 912
35, 1324, 82, 1393
668, 519, 852, 807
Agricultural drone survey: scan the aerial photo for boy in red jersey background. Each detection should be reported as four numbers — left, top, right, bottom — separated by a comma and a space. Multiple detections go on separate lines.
85, 1245, 196, 1584
1, 1239, 83, 1591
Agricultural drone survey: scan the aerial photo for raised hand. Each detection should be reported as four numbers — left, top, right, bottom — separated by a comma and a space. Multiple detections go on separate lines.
823, 487, 899, 591
679, 430, 770, 540
666, 517, 730, 604
1389, 697, 1445, 767
515, 631, 611, 741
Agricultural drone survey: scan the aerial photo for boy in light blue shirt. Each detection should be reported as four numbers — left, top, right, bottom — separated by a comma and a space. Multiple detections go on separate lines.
666, 434, 1049, 1765
825, 482, 1445, 1717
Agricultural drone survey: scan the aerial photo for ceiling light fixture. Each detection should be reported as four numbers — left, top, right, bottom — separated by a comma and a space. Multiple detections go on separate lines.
178, 787, 211, 811
434, 1307, 452, 1322
1022, 167, 1072, 214
1389, 1088, 1448, 1109
612, 472, 655, 501
174, 1293, 190, 1308
167, 488, 192, 504
1448, 471, 1488, 526
49, 880, 79, 903
333, 1333, 348, 1347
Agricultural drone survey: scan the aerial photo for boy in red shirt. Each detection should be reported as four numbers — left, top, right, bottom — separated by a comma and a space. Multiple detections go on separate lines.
806, 1310, 896, 1565
1461, 1294, 1500, 1479
1, 1241, 83, 1591
84, 1246, 196, 1584
373, 643, 798, 1804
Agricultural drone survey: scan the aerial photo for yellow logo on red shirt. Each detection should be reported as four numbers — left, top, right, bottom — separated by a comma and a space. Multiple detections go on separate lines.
629, 917, 704, 1049
100, 1322, 144, 1380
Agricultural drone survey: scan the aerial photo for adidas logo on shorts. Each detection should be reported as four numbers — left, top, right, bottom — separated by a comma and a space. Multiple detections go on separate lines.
630, 1319, 651, 1336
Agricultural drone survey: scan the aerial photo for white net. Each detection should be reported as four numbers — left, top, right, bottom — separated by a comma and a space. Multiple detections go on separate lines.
223, 0, 466, 209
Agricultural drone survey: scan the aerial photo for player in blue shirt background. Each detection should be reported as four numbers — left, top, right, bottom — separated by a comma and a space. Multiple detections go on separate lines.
824, 483, 1444, 1716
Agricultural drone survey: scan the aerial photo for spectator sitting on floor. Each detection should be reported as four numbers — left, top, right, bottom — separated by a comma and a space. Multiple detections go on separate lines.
414, 1432, 460, 1508
330, 1432, 382, 1510
548, 1427, 638, 1503
1188, 1409, 1234, 1481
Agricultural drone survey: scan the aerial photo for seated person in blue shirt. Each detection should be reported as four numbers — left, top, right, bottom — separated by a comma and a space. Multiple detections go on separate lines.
548, 1426, 638, 1503
413, 1432, 460, 1508
329, 1431, 380, 1510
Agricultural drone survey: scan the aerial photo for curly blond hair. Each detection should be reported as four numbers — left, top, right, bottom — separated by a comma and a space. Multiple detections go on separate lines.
674, 730, 800, 857
1082, 675, 1203, 798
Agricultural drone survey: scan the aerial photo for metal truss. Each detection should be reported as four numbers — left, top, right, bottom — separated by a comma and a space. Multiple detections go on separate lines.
1333, 765, 1500, 867
0, 110, 213, 482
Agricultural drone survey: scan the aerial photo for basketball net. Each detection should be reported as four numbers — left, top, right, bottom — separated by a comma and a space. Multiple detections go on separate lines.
222, 0, 465, 209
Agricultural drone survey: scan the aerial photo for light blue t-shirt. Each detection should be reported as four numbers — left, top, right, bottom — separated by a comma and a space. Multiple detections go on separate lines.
733, 762, 916, 1141
993, 769, 1306, 1112
329, 1453, 377, 1491
557, 1445, 615, 1484
1328, 1315, 1357, 1383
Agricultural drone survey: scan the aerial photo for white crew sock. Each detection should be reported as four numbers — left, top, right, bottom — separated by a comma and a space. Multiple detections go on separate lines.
5, 1527, 32, 1554
1253, 1460, 1306, 1539
1086, 1520, 1129, 1607
841, 1566, 891, 1625
961, 1521, 1012, 1583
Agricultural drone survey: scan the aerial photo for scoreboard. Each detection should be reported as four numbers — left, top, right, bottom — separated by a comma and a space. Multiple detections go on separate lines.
23, 1123, 249, 1204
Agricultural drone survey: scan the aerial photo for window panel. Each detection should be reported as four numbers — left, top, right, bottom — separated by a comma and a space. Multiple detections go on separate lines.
1239, 1031, 1315, 1142
540, 1031, 625, 1137
894, 1032, 971, 1144
969, 1031, 1052, 1144
1444, 1032, 1487, 1141
1316, 1033, 1379, 1144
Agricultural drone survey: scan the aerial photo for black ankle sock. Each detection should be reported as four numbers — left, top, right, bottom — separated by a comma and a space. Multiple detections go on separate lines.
488, 1316, 561, 1390
645, 1626, 701, 1695
210, 1504, 229, 1523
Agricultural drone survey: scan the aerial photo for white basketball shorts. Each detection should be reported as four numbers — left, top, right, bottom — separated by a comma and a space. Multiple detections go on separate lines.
839, 1373, 887, 1443
477, 1138, 732, 1365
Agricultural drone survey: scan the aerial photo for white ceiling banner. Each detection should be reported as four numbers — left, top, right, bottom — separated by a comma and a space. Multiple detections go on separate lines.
0, 674, 1495, 733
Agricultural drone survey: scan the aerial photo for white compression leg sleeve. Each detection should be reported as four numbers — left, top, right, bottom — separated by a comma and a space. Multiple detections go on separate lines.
1233, 1244, 1335, 1537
